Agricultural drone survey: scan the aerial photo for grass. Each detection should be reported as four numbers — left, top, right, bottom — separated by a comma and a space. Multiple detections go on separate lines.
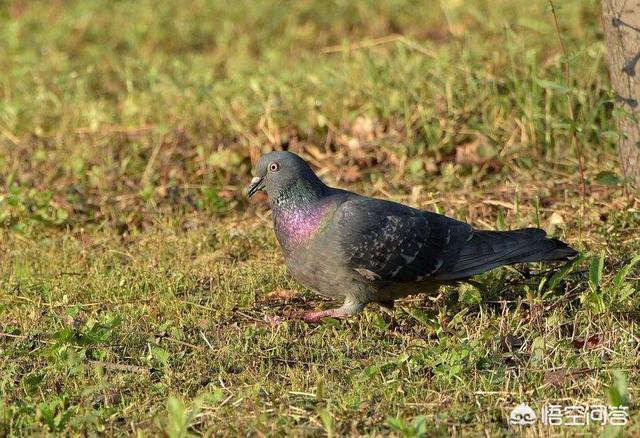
1, 0, 639, 435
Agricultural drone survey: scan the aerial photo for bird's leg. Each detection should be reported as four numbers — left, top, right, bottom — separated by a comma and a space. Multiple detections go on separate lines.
302, 300, 365, 323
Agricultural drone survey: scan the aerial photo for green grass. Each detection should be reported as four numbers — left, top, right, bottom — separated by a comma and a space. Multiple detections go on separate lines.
1, 0, 639, 435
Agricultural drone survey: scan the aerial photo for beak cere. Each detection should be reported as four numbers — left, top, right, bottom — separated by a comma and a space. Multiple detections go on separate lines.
247, 176, 265, 198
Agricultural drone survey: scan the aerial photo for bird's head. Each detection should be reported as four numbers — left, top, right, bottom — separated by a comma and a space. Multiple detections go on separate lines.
247, 151, 326, 205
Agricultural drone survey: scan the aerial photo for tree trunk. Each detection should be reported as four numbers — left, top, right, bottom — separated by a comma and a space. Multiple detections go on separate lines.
602, 1, 640, 189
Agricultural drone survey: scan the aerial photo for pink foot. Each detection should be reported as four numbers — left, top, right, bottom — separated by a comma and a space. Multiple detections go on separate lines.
302, 308, 346, 323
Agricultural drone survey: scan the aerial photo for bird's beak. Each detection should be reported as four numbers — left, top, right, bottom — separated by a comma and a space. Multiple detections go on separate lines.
247, 176, 265, 198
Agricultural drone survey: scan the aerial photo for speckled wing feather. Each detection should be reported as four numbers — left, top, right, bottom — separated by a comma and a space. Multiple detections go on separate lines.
334, 196, 473, 283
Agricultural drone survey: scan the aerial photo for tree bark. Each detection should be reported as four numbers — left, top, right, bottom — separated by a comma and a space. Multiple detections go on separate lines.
602, 0, 640, 189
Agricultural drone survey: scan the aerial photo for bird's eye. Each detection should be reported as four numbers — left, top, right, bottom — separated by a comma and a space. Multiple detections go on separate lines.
269, 162, 279, 172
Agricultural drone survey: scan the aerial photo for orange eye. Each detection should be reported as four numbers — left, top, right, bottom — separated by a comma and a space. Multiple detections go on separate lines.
269, 162, 279, 172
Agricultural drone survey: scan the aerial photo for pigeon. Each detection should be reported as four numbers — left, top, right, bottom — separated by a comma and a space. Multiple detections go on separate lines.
248, 151, 577, 322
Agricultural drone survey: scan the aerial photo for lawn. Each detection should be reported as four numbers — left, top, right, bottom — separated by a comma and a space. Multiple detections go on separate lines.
1, 0, 639, 435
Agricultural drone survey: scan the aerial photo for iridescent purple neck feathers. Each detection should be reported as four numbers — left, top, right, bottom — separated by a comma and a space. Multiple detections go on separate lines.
269, 178, 335, 250
274, 201, 335, 248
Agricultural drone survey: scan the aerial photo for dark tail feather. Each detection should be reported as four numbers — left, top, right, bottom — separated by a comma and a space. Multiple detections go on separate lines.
436, 228, 577, 281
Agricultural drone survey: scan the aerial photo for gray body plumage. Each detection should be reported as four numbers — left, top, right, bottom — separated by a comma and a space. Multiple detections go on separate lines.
248, 151, 577, 318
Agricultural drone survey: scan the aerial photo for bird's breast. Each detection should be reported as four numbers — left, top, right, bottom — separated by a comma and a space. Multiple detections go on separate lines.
273, 202, 335, 252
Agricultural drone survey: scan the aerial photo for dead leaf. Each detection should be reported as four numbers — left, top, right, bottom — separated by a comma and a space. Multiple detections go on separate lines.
544, 368, 591, 386
218, 189, 235, 201
455, 137, 495, 167
155, 185, 168, 197
265, 289, 299, 301
341, 165, 362, 183
351, 116, 380, 142
424, 158, 438, 174
440, 315, 450, 332
549, 212, 565, 225
572, 335, 601, 350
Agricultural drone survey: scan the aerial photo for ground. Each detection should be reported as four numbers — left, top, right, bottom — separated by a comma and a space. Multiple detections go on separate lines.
1, 0, 639, 436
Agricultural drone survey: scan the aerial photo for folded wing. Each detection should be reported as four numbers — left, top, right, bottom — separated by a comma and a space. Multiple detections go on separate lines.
335, 197, 473, 283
